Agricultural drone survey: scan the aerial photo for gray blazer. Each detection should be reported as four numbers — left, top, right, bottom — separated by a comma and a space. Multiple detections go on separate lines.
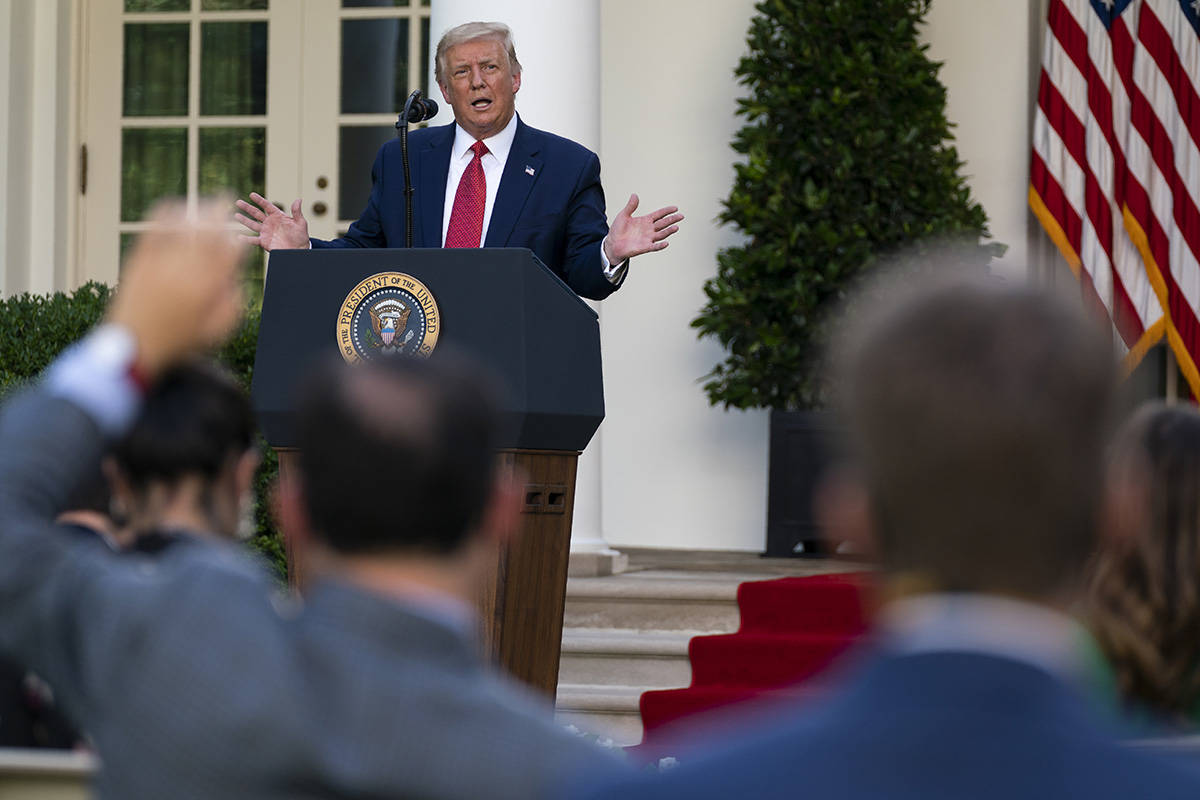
0, 389, 617, 799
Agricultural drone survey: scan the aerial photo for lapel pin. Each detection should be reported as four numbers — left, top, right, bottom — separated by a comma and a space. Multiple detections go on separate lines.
525, 165, 536, 176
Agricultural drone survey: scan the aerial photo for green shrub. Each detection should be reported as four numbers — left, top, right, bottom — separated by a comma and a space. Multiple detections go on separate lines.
0, 284, 285, 578
693, 0, 1003, 410
0, 282, 111, 395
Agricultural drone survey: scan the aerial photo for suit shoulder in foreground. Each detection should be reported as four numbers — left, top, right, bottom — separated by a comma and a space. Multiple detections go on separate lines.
573, 651, 1200, 800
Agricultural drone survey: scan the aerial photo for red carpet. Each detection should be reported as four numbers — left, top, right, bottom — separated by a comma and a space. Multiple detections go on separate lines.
638, 572, 873, 747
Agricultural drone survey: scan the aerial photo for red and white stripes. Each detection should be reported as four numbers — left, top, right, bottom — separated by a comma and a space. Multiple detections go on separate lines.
1123, 0, 1200, 394
1030, 0, 1166, 372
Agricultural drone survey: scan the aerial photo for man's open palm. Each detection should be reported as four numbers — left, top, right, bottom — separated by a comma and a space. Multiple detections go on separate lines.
604, 194, 683, 264
235, 193, 310, 251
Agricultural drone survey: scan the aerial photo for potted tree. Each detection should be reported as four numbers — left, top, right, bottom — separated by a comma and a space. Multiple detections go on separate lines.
692, 0, 1002, 556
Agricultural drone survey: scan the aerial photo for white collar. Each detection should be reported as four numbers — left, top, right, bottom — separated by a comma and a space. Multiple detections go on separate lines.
880, 593, 1090, 680
451, 113, 519, 164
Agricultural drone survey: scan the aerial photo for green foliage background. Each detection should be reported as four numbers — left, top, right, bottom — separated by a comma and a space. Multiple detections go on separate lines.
693, 0, 1003, 410
0, 282, 285, 579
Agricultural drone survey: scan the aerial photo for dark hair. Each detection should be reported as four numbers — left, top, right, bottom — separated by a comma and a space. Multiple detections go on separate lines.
1088, 403, 1200, 720
838, 278, 1117, 597
62, 464, 111, 514
296, 354, 502, 556
113, 359, 256, 489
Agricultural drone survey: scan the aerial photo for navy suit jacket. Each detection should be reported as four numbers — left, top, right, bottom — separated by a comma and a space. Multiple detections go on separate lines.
576, 650, 1200, 799
311, 118, 620, 301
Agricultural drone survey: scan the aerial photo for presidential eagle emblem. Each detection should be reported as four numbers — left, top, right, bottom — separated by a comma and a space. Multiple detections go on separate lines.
336, 272, 440, 364
369, 298, 413, 353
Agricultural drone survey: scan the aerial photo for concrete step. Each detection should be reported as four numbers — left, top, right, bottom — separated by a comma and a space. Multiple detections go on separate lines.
558, 627, 695, 688
556, 684, 644, 747
563, 572, 745, 632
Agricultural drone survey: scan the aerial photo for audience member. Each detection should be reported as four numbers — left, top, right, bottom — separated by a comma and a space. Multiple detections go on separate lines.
58, 463, 122, 549
0, 201, 620, 799
107, 359, 257, 553
575, 278, 1200, 799
1087, 402, 1200, 726
0, 462, 116, 749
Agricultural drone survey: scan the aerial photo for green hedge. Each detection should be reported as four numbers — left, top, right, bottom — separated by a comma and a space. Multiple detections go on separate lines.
0, 282, 285, 579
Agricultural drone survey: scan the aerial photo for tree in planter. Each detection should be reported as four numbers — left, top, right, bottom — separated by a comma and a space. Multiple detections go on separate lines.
693, 0, 1003, 411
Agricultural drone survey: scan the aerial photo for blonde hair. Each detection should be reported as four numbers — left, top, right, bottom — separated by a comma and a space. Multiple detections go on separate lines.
435, 21, 521, 86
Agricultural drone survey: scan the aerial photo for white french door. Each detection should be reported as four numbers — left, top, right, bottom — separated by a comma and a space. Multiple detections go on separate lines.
80, 0, 431, 303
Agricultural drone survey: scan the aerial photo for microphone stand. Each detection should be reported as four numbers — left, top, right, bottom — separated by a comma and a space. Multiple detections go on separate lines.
396, 90, 424, 248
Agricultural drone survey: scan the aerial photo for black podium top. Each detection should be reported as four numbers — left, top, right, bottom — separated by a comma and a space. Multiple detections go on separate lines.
251, 248, 604, 452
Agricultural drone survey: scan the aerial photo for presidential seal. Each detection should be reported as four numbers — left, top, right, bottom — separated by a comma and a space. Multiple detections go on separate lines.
336, 272, 441, 363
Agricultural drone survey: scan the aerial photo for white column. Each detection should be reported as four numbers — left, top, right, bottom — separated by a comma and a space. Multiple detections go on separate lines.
428, 1, 624, 574
26, 0, 65, 295
427, 1, 599, 151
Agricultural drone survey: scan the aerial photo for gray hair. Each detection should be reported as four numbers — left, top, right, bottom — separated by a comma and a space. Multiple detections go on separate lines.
434, 21, 522, 86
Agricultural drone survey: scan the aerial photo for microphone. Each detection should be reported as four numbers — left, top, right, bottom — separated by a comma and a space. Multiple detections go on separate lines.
398, 92, 439, 125
396, 90, 438, 247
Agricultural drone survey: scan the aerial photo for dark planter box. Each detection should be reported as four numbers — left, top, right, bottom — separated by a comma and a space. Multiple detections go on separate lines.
765, 409, 839, 558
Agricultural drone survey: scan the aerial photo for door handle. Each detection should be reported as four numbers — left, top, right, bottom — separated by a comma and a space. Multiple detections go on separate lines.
311, 201, 328, 216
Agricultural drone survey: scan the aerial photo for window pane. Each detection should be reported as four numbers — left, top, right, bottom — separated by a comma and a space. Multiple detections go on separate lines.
343, 1, 410, 7
202, 0, 268, 9
341, 18, 409, 114
125, 0, 189, 10
339, 126, 395, 220
121, 128, 188, 222
124, 23, 189, 117
200, 21, 268, 116
421, 16, 429, 96
119, 233, 137, 272
243, 248, 266, 311
199, 127, 265, 197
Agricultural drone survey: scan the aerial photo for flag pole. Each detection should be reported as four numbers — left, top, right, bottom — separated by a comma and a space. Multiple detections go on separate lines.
1166, 347, 1178, 405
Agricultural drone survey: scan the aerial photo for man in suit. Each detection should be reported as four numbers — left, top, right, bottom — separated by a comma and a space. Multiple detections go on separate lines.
574, 278, 1200, 799
0, 202, 621, 799
236, 21, 681, 301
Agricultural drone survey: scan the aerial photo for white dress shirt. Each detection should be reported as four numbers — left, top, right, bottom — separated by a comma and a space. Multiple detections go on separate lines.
441, 115, 625, 284
880, 593, 1093, 683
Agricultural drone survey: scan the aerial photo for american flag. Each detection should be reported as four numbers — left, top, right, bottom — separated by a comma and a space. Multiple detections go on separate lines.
1031, 0, 1200, 396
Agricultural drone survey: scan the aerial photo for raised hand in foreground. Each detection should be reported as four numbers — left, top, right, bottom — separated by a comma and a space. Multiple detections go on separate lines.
107, 198, 247, 378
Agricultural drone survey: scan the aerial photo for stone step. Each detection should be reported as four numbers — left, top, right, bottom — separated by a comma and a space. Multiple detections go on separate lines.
555, 684, 645, 747
563, 572, 744, 632
558, 627, 695, 688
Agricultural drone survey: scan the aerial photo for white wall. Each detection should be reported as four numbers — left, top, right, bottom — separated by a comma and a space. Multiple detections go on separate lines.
0, 0, 77, 297
599, 0, 769, 552
923, 0, 1040, 280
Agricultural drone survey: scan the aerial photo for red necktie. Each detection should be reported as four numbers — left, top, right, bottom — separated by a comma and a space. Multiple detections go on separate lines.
444, 140, 489, 248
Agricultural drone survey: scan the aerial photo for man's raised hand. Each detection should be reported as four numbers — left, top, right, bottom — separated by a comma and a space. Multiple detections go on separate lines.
603, 194, 684, 265
107, 198, 246, 378
235, 193, 310, 251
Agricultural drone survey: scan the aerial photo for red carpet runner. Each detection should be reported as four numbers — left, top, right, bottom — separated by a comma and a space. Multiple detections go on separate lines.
638, 572, 873, 747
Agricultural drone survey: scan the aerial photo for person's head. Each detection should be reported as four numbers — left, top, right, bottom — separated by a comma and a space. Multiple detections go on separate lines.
832, 277, 1117, 603
290, 354, 510, 566
108, 359, 258, 541
435, 21, 522, 141
1087, 403, 1200, 720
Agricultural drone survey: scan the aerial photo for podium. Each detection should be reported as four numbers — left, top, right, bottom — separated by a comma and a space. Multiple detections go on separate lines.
251, 248, 603, 695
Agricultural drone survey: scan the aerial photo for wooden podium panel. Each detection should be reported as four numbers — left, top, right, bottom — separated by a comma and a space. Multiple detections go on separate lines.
478, 449, 577, 694
277, 448, 576, 697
